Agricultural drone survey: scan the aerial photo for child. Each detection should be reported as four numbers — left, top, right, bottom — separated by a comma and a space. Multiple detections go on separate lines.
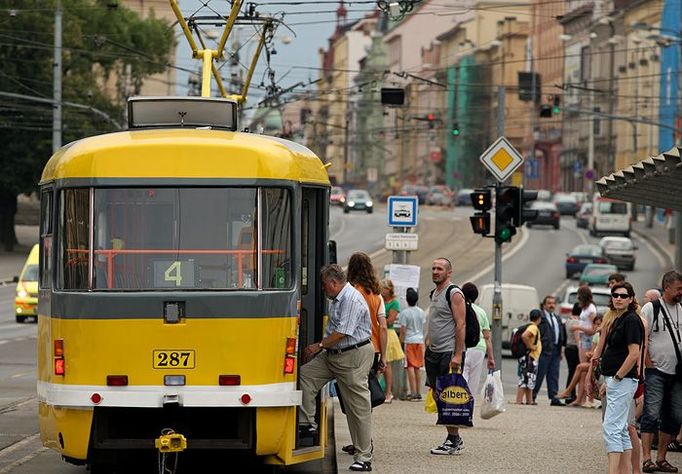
398, 288, 426, 401
516, 309, 542, 405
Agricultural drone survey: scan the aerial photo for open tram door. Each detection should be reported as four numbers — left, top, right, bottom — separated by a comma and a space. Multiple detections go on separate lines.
294, 186, 333, 456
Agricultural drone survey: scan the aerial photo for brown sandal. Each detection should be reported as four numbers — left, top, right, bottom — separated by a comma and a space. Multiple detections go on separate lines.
656, 460, 679, 473
642, 459, 657, 473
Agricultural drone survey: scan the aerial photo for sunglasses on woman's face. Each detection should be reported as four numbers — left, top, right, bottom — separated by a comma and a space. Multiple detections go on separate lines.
611, 292, 631, 299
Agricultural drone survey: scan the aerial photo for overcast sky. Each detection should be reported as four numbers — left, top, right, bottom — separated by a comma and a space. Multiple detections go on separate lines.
174, 1, 376, 105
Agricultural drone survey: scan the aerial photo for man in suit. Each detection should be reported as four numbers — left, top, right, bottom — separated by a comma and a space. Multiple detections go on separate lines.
532, 295, 566, 406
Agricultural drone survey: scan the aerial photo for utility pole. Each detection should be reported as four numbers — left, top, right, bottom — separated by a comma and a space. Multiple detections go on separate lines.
491, 85, 505, 371
52, 0, 62, 153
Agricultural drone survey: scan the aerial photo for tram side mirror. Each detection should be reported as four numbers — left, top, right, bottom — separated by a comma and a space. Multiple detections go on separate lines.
328, 240, 337, 265
12, 276, 19, 283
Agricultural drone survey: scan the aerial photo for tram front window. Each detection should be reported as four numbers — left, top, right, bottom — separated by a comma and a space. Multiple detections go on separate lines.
90, 188, 291, 290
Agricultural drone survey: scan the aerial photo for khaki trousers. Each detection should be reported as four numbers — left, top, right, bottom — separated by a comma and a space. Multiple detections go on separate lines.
299, 343, 374, 462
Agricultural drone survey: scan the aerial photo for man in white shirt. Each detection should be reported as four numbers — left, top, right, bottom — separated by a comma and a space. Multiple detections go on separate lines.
640, 271, 682, 473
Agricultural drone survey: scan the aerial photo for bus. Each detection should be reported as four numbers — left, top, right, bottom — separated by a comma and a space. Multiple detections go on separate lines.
37, 97, 335, 471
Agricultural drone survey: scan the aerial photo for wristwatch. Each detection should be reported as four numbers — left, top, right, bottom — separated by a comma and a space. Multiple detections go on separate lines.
614, 374, 622, 382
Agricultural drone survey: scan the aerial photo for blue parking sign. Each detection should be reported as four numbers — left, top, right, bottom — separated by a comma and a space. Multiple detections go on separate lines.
388, 196, 418, 227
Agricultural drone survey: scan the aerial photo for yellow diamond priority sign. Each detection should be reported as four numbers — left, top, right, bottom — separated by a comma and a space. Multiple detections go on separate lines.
480, 136, 524, 183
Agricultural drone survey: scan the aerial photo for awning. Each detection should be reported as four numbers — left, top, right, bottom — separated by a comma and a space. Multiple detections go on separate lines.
596, 146, 682, 210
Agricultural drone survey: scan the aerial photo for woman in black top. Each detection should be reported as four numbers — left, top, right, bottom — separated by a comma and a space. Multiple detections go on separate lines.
598, 282, 644, 474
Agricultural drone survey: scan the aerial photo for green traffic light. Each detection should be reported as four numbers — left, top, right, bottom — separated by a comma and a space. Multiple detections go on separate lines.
452, 128, 460, 136
552, 105, 560, 115
498, 227, 511, 241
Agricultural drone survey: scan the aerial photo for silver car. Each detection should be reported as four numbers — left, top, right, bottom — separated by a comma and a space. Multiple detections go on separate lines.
599, 236, 637, 271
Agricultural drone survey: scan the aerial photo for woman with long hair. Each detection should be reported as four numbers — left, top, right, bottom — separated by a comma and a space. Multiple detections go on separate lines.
571, 285, 598, 363
589, 282, 644, 474
347, 252, 387, 372
380, 279, 405, 403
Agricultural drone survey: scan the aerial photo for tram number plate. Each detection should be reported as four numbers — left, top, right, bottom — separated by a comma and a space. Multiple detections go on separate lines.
153, 350, 195, 369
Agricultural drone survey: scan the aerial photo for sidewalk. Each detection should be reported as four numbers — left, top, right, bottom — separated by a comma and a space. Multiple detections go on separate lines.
333, 396, 682, 473
632, 217, 675, 269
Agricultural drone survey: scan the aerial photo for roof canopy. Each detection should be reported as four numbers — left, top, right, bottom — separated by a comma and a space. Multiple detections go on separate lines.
596, 146, 682, 210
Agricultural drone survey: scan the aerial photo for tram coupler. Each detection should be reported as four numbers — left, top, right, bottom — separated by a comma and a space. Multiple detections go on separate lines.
155, 429, 187, 453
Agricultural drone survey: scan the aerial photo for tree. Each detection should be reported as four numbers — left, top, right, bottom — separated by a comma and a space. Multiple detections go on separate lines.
0, 0, 174, 250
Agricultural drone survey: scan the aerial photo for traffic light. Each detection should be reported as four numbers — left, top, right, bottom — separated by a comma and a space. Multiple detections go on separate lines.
469, 189, 492, 235
471, 189, 492, 211
427, 113, 436, 129
514, 188, 539, 226
495, 186, 517, 244
451, 122, 461, 137
552, 95, 561, 115
539, 104, 552, 118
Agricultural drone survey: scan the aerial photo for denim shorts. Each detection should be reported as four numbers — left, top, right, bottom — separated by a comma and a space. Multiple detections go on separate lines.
603, 376, 638, 453
640, 368, 682, 435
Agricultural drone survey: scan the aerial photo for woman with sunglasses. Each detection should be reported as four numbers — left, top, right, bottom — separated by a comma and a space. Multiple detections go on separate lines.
589, 282, 644, 474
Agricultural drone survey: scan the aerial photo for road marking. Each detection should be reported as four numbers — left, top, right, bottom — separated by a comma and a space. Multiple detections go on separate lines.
632, 233, 667, 269
0, 447, 48, 474
467, 226, 530, 284
0, 434, 40, 461
551, 279, 572, 300
10, 373, 30, 379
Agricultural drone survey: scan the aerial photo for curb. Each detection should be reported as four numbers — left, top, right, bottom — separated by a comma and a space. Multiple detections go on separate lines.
632, 228, 674, 269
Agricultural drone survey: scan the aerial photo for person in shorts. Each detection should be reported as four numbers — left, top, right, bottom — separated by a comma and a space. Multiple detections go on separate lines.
516, 310, 542, 405
398, 287, 426, 401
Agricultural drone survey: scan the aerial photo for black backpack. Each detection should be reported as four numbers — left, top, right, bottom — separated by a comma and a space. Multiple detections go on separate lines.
510, 323, 536, 359
430, 284, 481, 348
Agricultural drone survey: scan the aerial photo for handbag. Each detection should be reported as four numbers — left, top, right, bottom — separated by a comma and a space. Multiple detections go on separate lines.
659, 304, 682, 382
335, 369, 385, 415
589, 358, 602, 400
434, 371, 474, 427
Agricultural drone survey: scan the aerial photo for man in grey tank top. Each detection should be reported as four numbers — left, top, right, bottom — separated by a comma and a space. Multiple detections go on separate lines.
424, 257, 467, 455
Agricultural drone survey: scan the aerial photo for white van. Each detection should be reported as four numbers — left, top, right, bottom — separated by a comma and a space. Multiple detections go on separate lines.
478, 284, 539, 350
589, 197, 631, 237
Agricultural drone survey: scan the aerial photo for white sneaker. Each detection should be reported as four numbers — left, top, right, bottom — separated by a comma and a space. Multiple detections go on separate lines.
430, 437, 464, 455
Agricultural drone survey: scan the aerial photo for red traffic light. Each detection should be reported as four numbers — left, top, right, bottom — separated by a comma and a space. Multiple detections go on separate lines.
427, 113, 436, 121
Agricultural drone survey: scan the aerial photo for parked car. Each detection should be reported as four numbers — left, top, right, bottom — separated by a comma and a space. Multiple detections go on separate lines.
330, 186, 346, 206
526, 201, 560, 229
427, 185, 453, 206
599, 236, 637, 271
565, 244, 608, 279
558, 285, 612, 318
553, 193, 579, 216
344, 189, 373, 214
570, 192, 589, 207
455, 188, 474, 206
576, 202, 593, 228
589, 197, 632, 237
415, 185, 429, 204
579, 263, 620, 286
478, 284, 539, 351
14, 244, 39, 323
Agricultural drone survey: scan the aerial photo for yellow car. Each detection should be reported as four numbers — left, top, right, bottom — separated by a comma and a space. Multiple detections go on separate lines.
14, 244, 39, 323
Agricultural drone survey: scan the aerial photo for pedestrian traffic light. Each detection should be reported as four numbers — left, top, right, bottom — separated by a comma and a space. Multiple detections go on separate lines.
513, 188, 539, 226
495, 186, 517, 244
427, 113, 436, 129
469, 188, 492, 235
451, 122, 461, 137
552, 96, 561, 115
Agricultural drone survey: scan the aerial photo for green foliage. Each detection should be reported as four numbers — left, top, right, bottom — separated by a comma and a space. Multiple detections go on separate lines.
0, 0, 175, 195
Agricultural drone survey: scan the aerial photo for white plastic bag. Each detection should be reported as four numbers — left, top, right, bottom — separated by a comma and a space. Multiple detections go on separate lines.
480, 370, 506, 419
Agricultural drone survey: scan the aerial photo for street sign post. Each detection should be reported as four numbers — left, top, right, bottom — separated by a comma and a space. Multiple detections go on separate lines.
480, 136, 525, 183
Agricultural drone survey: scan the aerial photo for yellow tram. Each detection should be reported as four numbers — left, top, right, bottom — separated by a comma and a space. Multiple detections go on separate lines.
37, 97, 335, 470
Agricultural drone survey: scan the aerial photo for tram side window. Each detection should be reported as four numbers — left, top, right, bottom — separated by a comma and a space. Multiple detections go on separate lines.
262, 188, 292, 289
59, 189, 90, 290
40, 189, 53, 289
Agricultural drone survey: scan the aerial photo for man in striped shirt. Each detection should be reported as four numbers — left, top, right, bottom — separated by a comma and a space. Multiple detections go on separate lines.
299, 264, 374, 472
